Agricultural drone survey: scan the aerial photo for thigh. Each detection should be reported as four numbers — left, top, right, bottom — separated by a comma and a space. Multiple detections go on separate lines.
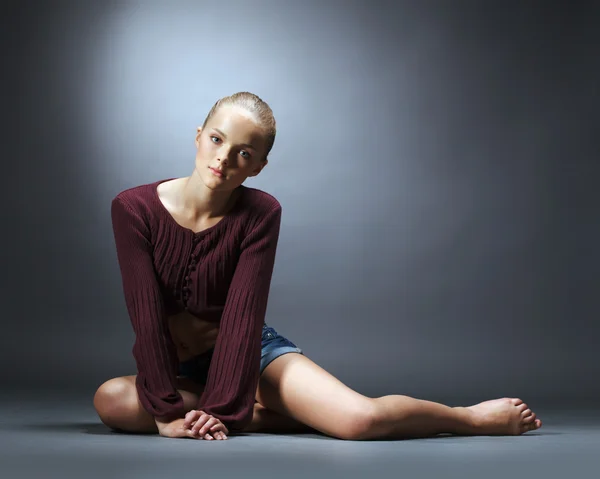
255, 353, 376, 439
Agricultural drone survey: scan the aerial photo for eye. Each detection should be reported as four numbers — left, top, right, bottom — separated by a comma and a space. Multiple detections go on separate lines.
210, 135, 220, 143
240, 150, 250, 158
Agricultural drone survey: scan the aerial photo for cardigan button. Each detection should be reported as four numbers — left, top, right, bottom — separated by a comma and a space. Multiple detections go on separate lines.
184, 275, 190, 281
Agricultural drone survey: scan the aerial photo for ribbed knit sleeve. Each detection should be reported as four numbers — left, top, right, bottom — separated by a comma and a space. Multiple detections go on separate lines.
195, 204, 282, 432
111, 195, 186, 422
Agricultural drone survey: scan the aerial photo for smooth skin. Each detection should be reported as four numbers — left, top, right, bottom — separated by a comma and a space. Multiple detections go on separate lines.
95, 104, 542, 440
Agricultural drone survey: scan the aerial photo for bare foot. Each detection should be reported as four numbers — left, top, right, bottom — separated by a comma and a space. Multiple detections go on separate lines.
465, 398, 543, 435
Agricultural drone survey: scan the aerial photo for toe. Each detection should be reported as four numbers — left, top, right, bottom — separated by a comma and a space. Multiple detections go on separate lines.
522, 422, 537, 433
526, 420, 542, 432
517, 403, 528, 413
529, 422, 539, 431
512, 398, 524, 406
521, 408, 531, 416
522, 413, 536, 424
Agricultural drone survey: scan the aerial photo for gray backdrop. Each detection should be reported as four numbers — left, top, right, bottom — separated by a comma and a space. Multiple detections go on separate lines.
3, 0, 598, 408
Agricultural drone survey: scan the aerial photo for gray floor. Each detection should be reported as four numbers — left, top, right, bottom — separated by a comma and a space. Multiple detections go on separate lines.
1, 393, 598, 479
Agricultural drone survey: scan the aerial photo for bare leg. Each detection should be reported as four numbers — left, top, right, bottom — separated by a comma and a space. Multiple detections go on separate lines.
254, 353, 542, 441
369, 395, 475, 438
368, 395, 541, 439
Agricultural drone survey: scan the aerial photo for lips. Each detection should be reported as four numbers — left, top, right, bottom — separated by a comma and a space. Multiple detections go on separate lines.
210, 167, 224, 177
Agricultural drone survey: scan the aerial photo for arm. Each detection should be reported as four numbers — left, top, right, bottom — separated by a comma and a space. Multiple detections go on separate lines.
195, 204, 282, 432
111, 195, 186, 423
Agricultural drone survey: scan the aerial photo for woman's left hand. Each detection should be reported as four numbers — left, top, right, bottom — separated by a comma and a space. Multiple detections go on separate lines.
184, 410, 229, 440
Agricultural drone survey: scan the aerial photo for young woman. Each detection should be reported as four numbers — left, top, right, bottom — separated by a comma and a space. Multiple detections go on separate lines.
94, 92, 542, 441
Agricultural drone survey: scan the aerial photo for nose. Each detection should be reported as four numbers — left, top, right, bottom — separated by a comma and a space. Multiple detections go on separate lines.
217, 145, 235, 164
217, 149, 230, 165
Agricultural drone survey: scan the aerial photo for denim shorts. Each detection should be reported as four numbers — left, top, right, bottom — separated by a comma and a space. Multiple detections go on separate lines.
177, 322, 303, 385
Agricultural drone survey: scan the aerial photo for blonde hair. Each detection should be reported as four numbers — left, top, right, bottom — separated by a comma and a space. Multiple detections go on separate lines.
201, 92, 276, 161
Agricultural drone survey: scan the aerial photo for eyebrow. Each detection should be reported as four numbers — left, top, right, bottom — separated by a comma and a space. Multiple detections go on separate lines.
212, 128, 257, 150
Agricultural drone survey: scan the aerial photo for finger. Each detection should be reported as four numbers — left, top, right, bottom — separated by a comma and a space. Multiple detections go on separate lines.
209, 422, 229, 435
202, 418, 223, 436
191, 414, 211, 436
184, 427, 202, 440
198, 417, 219, 436
209, 427, 227, 440
184, 410, 200, 428
203, 433, 214, 440
191, 417, 210, 436
209, 423, 229, 435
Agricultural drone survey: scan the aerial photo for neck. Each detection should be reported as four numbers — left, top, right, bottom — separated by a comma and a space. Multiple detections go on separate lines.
178, 172, 239, 220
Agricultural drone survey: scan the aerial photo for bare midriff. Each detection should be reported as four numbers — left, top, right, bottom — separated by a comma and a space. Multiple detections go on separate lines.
167, 310, 220, 362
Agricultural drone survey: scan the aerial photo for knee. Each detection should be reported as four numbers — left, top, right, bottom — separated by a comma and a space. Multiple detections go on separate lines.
93, 378, 133, 430
335, 402, 380, 441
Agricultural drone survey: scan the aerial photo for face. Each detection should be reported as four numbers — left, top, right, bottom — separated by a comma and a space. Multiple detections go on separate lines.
194, 105, 268, 190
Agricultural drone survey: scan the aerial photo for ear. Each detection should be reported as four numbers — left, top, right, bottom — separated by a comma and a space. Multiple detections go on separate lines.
195, 126, 203, 146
